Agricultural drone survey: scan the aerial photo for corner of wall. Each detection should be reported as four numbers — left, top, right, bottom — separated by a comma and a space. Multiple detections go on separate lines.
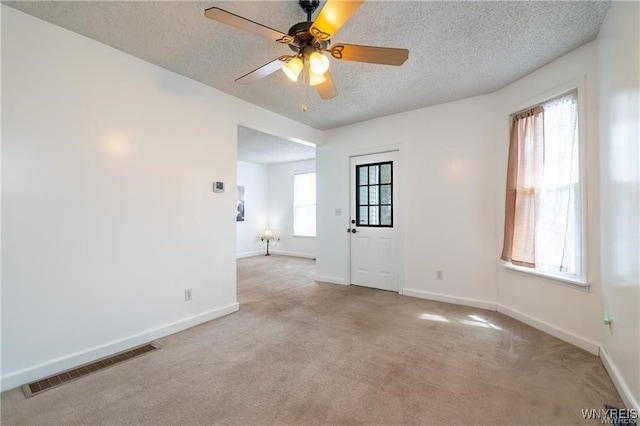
599, 346, 640, 411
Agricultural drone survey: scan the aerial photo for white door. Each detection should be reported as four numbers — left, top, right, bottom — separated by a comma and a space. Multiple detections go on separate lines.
349, 151, 399, 292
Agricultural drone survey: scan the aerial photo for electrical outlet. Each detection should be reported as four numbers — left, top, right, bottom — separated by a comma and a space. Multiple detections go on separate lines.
184, 289, 192, 301
436, 270, 443, 280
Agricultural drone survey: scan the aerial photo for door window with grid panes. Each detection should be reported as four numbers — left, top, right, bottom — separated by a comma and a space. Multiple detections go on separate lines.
356, 161, 393, 227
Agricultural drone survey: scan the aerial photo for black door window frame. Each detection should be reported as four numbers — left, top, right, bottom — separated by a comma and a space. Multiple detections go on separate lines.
355, 161, 393, 227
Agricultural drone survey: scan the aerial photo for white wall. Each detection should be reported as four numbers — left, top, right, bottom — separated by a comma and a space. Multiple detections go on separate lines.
236, 161, 269, 258
4, 1, 637, 405
268, 159, 316, 258
317, 95, 498, 305
317, 40, 610, 357
597, 1, 640, 410
1, 6, 321, 391
493, 42, 604, 354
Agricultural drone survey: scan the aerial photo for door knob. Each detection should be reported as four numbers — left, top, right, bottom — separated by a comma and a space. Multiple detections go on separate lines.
351, 229, 357, 233
351, 219, 356, 224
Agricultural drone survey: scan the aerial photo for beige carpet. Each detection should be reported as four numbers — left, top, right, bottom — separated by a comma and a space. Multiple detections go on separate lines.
1, 255, 623, 425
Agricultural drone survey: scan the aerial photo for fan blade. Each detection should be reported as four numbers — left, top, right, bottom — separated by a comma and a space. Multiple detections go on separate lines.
310, 0, 364, 41
330, 43, 409, 65
204, 7, 295, 45
316, 71, 338, 100
235, 56, 294, 85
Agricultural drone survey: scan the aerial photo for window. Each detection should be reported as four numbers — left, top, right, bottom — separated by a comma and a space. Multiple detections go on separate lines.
501, 90, 584, 282
356, 161, 393, 227
293, 172, 316, 237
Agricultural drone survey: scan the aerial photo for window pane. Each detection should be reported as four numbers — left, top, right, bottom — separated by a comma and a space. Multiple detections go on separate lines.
358, 206, 368, 225
380, 184, 391, 205
358, 186, 368, 205
358, 166, 368, 186
354, 161, 393, 228
369, 206, 379, 225
536, 185, 577, 274
369, 185, 379, 205
380, 163, 392, 184
293, 172, 316, 237
294, 205, 316, 236
369, 165, 379, 184
294, 173, 315, 205
381, 206, 392, 225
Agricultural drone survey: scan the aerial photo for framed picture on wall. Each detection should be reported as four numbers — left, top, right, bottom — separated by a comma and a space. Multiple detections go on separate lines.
236, 186, 245, 222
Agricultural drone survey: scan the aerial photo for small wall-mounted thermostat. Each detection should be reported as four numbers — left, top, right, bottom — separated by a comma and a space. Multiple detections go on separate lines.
213, 181, 224, 193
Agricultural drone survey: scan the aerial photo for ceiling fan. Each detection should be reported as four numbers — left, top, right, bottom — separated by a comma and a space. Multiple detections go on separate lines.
204, 0, 409, 101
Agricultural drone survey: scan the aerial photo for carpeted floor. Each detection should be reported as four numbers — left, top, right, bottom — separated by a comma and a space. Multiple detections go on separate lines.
1, 255, 623, 425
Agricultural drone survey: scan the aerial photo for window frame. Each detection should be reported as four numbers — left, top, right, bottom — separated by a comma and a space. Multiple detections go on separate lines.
293, 171, 316, 238
503, 79, 588, 289
355, 161, 394, 228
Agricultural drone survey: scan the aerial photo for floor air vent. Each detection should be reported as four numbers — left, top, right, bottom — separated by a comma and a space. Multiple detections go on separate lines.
22, 342, 160, 398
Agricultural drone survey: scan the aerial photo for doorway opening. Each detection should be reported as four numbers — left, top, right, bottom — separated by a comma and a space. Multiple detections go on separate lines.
235, 125, 317, 300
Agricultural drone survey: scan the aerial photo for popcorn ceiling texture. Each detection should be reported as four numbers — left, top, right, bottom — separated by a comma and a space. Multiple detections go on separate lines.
4, 1, 610, 130
237, 125, 315, 165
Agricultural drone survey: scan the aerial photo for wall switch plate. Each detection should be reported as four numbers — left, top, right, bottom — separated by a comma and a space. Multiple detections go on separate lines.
184, 289, 192, 301
436, 270, 443, 280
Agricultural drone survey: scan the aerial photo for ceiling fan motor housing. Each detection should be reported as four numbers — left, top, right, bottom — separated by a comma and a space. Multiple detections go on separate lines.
288, 21, 329, 54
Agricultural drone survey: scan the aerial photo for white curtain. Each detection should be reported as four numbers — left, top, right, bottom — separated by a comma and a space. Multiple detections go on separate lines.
293, 172, 316, 237
536, 91, 579, 274
502, 90, 580, 275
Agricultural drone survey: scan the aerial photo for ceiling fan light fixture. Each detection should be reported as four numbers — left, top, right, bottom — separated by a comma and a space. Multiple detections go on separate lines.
308, 70, 327, 86
309, 51, 330, 76
205, 1, 407, 102
282, 56, 303, 82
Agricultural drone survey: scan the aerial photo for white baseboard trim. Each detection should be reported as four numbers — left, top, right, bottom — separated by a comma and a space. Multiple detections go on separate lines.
269, 250, 316, 259
314, 275, 346, 285
402, 288, 497, 311
401, 289, 601, 356
236, 250, 265, 259
0, 302, 239, 392
497, 304, 600, 355
599, 346, 640, 411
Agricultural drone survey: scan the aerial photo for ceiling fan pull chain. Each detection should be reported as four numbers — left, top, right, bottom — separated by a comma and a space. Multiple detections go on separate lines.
301, 59, 308, 112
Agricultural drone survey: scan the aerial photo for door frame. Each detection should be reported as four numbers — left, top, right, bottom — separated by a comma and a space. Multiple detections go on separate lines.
346, 145, 405, 294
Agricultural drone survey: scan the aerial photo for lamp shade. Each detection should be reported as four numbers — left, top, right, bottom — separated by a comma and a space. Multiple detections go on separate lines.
309, 51, 330, 76
282, 57, 303, 82
262, 230, 274, 240
309, 70, 327, 86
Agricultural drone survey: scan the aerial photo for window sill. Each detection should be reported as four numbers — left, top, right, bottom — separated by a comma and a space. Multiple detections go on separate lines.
502, 263, 589, 291
293, 235, 316, 238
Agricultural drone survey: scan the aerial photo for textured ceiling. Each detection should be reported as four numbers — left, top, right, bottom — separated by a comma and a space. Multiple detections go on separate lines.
4, 0, 610, 132
237, 125, 315, 165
